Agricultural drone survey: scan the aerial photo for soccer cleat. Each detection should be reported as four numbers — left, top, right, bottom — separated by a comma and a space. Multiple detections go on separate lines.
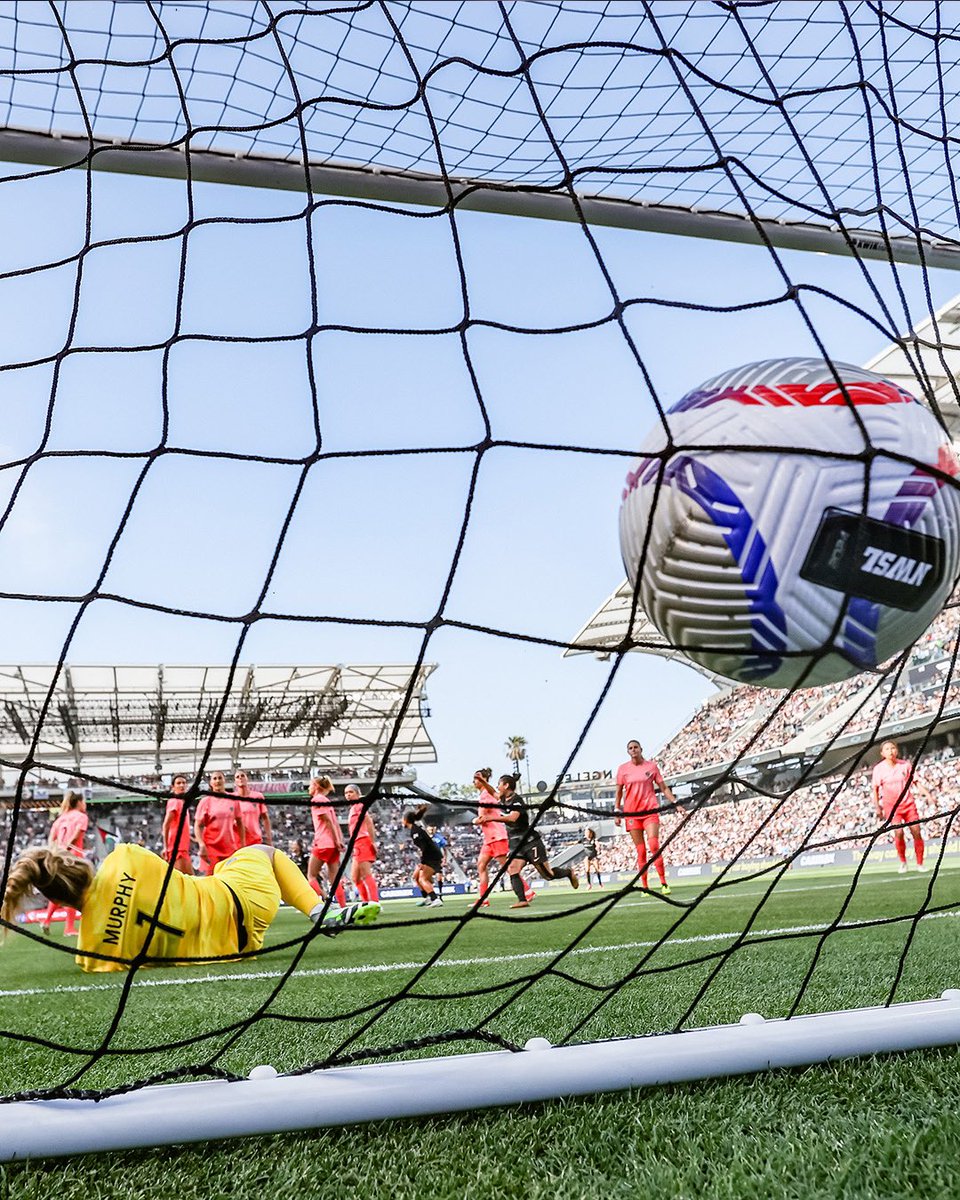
569, 871, 579, 890
428, 897, 444, 907
916, 862, 928, 872
312, 900, 381, 935
660, 884, 672, 896
510, 900, 530, 908
415, 898, 431, 907
897, 863, 908, 874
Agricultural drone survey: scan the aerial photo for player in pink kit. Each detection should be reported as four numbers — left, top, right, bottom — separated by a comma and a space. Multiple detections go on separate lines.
308, 775, 347, 907
233, 769, 273, 848
472, 767, 512, 907
615, 740, 678, 896
41, 791, 88, 935
161, 774, 194, 874
346, 783, 379, 903
194, 771, 243, 874
872, 740, 934, 873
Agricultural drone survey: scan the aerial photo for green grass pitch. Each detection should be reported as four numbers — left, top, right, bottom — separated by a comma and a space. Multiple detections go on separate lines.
3, 861, 960, 1199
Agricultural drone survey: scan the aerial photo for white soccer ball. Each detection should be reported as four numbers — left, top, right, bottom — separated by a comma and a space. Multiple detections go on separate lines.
619, 358, 960, 688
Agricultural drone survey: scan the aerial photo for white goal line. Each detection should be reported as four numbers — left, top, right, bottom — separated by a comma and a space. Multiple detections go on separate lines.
3, 905, 954, 1000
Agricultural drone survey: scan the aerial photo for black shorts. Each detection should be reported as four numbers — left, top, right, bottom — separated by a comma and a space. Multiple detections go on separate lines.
420, 855, 443, 872
509, 833, 548, 866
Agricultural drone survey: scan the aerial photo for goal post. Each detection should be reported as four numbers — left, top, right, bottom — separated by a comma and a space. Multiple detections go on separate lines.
0, 126, 956, 269
5, 993, 960, 1161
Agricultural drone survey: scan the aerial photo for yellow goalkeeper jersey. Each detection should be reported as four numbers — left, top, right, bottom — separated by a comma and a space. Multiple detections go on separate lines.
75, 844, 245, 973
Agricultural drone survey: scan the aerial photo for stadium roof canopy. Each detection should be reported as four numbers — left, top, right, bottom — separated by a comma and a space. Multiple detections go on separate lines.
0, 664, 436, 779
565, 580, 725, 683
568, 294, 960, 668
864, 295, 960, 438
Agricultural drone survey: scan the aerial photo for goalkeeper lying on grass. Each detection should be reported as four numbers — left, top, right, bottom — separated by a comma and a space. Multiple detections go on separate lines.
1, 841, 380, 972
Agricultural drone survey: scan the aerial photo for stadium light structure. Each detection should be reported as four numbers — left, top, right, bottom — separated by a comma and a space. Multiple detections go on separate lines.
0, 664, 436, 780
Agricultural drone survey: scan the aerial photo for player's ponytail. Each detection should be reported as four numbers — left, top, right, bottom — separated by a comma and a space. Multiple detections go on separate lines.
60, 790, 85, 814
1, 846, 95, 929
403, 804, 430, 826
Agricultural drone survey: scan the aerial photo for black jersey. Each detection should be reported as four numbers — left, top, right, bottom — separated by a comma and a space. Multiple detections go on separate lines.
505, 796, 548, 864
505, 795, 531, 843
411, 823, 443, 867
583, 838, 598, 860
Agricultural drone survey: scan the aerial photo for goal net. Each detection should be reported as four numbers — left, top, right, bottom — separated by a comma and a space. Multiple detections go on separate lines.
3, 0, 960, 1156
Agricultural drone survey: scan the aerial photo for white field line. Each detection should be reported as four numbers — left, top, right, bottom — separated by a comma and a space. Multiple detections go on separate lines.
3, 906, 956, 1000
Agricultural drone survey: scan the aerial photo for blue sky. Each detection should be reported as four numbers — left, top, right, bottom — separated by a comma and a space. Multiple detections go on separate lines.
0, 0, 956, 786
0, 158, 956, 788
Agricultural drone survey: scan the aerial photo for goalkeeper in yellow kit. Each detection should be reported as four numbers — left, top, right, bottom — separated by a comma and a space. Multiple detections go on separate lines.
1, 841, 380, 972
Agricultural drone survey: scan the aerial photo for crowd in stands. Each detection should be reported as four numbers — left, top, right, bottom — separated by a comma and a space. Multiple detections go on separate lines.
0, 779, 581, 893
659, 604, 960, 777
598, 742, 960, 872
9, 763, 417, 801
4, 740, 959, 889
0, 793, 478, 891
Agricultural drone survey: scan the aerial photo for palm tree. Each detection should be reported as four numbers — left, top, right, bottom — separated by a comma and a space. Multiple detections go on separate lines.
505, 735, 528, 787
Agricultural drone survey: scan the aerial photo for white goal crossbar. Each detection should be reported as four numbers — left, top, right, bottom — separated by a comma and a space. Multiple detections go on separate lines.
4, 992, 960, 1161
1, 127, 958, 271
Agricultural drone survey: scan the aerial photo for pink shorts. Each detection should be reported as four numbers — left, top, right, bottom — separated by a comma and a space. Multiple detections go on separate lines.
482, 839, 509, 859
885, 800, 920, 827
311, 845, 341, 865
352, 837, 376, 864
625, 812, 659, 833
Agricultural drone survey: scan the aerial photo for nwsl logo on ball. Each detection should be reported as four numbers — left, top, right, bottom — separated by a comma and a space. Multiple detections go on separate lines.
860, 548, 933, 587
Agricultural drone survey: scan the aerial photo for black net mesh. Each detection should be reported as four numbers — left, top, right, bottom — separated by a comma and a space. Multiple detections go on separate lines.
1, 0, 960, 1107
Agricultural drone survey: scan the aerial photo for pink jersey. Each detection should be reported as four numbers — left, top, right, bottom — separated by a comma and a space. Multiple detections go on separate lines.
348, 802, 373, 843
195, 794, 242, 864
311, 797, 342, 852
872, 759, 916, 815
164, 797, 192, 859
617, 759, 664, 815
477, 800, 508, 845
50, 809, 87, 856
237, 792, 267, 845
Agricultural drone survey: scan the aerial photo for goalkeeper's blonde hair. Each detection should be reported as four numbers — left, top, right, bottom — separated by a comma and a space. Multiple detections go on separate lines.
1, 846, 94, 928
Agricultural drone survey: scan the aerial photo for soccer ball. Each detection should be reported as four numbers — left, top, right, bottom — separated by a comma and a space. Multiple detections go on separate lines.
619, 357, 960, 688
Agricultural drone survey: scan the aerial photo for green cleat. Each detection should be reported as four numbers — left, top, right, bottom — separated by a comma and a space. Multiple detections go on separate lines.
660, 884, 672, 897
312, 900, 382, 936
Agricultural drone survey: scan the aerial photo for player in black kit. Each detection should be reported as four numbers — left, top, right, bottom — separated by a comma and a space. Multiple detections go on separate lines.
583, 827, 602, 889
475, 774, 579, 908
403, 804, 444, 907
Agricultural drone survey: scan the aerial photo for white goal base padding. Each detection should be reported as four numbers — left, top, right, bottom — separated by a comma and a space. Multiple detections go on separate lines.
5, 992, 960, 1161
